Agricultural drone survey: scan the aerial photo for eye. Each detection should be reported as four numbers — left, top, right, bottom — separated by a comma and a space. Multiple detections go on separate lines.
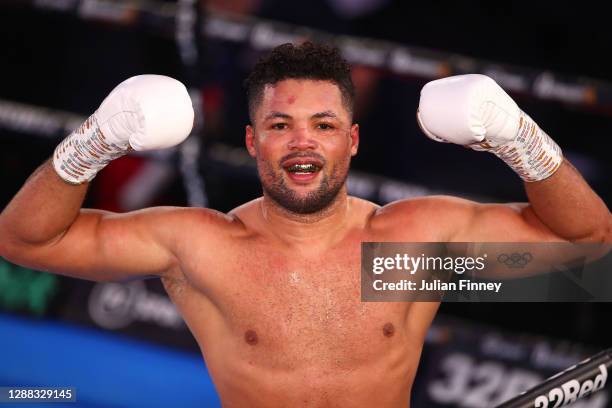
317, 123, 334, 130
271, 123, 288, 130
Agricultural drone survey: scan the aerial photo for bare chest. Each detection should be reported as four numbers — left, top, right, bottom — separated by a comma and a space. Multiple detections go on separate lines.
182, 238, 411, 368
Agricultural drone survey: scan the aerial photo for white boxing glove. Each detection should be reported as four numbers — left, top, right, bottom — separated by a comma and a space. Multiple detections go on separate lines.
53, 75, 194, 184
417, 74, 563, 182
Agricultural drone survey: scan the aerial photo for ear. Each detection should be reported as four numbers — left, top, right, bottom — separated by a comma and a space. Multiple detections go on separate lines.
350, 123, 359, 156
246, 125, 257, 157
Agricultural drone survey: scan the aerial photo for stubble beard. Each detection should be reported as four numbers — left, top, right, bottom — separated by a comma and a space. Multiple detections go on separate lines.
258, 159, 349, 215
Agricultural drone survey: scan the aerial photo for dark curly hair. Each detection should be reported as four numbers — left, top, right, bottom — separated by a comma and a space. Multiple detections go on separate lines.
244, 42, 355, 123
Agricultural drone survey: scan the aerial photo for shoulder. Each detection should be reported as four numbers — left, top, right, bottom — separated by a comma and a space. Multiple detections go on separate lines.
349, 196, 380, 221
122, 205, 248, 241
381, 195, 477, 213
368, 195, 479, 240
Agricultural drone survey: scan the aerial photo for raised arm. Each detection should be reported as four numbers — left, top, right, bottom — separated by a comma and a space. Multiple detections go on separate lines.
416, 74, 611, 243
0, 75, 195, 281
449, 161, 610, 243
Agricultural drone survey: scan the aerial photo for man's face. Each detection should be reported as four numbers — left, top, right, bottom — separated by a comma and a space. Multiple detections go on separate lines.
246, 79, 359, 214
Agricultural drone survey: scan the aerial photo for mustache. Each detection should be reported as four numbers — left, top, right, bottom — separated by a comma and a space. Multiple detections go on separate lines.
278, 152, 326, 166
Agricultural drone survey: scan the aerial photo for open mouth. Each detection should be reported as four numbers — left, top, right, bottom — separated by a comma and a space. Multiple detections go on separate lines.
282, 157, 323, 183
285, 163, 321, 174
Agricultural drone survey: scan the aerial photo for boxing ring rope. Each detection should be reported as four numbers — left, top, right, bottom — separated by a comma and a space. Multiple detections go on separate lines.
496, 348, 612, 408
4, 0, 612, 115
0, 97, 487, 204
2, 0, 610, 205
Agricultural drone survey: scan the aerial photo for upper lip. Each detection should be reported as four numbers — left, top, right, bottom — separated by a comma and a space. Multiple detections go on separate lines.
281, 156, 324, 169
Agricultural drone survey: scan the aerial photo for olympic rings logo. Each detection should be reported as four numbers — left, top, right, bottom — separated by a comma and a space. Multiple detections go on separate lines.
497, 252, 533, 268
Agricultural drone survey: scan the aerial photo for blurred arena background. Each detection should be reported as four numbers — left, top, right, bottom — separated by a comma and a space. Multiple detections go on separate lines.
0, 0, 611, 407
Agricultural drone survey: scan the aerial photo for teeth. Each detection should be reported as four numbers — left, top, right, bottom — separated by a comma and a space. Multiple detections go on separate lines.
288, 163, 319, 173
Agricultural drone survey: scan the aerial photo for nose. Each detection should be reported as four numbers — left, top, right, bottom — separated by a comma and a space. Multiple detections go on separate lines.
287, 127, 318, 150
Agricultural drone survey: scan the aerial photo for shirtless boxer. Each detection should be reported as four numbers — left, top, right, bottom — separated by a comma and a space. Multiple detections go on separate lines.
0, 42, 610, 407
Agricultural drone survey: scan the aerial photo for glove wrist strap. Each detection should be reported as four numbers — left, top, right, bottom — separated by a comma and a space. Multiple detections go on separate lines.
53, 113, 128, 185
480, 111, 563, 182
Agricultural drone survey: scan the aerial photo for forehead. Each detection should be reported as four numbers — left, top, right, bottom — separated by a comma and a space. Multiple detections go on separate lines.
256, 79, 346, 119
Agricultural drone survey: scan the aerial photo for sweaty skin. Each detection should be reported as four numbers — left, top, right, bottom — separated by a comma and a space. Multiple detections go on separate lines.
0, 80, 610, 408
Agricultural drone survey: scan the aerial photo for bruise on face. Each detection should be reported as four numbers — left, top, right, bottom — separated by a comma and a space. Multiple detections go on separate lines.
256, 80, 349, 126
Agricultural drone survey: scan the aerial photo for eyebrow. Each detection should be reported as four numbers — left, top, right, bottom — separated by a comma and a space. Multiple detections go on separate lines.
312, 111, 338, 119
262, 110, 339, 122
263, 111, 292, 122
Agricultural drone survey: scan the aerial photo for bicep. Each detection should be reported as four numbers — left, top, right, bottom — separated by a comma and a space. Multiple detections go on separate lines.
17, 207, 182, 282
448, 201, 610, 278
453, 200, 564, 243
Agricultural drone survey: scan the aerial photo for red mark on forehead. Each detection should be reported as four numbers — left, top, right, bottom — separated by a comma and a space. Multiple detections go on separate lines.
287, 96, 296, 104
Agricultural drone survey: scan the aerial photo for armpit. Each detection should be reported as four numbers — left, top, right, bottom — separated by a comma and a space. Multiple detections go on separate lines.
161, 274, 188, 297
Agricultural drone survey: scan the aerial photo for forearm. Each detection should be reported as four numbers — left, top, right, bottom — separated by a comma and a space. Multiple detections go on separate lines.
417, 75, 611, 244
524, 160, 611, 242
0, 160, 88, 246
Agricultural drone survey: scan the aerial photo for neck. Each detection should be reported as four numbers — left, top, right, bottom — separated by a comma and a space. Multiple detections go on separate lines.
260, 187, 351, 245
